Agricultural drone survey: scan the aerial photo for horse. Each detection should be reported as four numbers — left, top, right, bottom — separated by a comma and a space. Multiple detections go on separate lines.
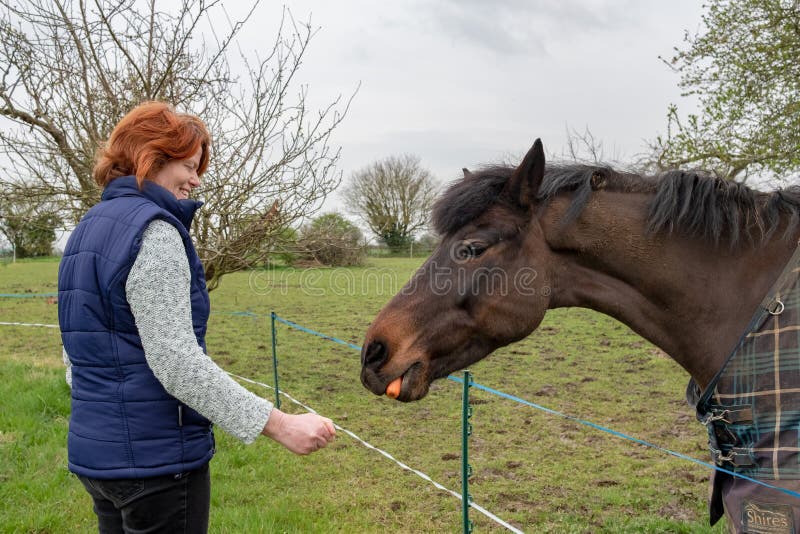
359, 139, 800, 531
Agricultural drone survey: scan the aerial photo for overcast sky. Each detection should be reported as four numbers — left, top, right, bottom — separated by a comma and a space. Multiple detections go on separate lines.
225, 1, 705, 214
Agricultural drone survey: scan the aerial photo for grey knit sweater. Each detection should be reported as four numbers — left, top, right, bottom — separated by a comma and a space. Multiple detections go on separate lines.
64, 220, 272, 444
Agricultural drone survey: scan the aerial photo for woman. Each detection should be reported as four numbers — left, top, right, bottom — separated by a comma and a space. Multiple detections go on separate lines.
58, 101, 335, 533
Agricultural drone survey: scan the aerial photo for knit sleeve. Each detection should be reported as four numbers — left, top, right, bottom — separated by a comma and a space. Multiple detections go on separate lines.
125, 219, 272, 444
62, 347, 72, 388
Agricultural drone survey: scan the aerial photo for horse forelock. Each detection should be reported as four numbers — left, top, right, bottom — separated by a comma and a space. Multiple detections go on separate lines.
432, 166, 511, 235
433, 161, 800, 247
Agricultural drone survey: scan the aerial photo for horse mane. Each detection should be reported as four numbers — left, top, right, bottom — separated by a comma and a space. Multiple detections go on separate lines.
432, 163, 800, 246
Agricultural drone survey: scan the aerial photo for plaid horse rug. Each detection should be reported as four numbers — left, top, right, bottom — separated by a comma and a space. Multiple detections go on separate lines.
690, 246, 800, 533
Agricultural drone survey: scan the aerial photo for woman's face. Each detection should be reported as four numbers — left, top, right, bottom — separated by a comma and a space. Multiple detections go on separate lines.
150, 147, 202, 200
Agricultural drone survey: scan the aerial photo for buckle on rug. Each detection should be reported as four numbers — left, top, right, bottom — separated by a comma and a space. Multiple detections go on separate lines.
702, 405, 755, 468
710, 446, 756, 467
701, 406, 753, 425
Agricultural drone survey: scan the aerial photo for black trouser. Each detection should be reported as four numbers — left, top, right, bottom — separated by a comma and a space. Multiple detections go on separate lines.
78, 463, 210, 534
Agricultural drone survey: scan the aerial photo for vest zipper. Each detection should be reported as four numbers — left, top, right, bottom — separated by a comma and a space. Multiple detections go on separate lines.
178, 405, 183, 427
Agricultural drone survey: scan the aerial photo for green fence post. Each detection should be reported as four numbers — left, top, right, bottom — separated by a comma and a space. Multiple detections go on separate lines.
270, 311, 281, 409
462, 370, 473, 534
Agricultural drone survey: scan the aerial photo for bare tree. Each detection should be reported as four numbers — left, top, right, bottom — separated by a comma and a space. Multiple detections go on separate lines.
562, 126, 606, 164
0, 0, 353, 289
342, 155, 438, 250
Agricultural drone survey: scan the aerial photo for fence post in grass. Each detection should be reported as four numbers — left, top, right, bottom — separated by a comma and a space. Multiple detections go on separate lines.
462, 370, 474, 534
270, 311, 281, 409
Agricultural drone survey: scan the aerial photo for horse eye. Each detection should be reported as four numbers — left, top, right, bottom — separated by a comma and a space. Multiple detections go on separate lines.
456, 242, 487, 260
469, 243, 487, 257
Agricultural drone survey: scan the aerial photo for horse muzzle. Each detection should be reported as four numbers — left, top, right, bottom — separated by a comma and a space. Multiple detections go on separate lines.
360, 338, 431, 401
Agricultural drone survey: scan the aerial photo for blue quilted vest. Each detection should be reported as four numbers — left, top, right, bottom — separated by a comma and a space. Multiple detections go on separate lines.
58, 176, 214, 479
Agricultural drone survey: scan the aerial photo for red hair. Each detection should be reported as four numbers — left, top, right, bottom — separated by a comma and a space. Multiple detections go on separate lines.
93, 101, 211, 188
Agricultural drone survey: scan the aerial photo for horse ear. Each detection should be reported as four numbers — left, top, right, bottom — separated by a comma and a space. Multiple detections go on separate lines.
462, 167, 472, 179
505, 138, 545, 210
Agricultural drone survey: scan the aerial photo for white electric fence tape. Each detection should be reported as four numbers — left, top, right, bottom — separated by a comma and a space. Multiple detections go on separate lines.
228, 372, 525, 534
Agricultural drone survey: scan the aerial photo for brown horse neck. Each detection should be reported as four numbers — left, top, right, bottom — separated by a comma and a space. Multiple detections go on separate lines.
539, 193, 799, 389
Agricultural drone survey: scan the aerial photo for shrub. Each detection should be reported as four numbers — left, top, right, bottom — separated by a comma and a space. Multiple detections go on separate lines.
297, 213, 365, 267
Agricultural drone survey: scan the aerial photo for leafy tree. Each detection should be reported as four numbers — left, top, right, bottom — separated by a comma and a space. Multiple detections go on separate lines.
413, 232, 439, 255
652, 0, 800, 181
342, 155, 438, 250
298, 213, 365, 267
0, 198, 61, 257
269, 226, 299, 266
0, 1, 352, 289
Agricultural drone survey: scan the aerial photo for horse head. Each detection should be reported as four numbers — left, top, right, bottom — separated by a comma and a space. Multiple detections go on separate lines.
360, 140, 555, 401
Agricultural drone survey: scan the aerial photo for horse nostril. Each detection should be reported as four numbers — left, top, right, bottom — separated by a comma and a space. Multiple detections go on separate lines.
362, 340, 388, 369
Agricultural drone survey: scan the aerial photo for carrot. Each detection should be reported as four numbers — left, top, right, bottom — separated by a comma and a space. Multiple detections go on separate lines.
385, 377, 402, 399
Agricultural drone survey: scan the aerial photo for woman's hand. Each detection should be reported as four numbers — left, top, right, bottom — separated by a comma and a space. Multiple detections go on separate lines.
261, 409, 336, 455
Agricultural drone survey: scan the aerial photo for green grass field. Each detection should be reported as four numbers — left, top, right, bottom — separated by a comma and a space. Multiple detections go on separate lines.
0, 257, 725, 533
